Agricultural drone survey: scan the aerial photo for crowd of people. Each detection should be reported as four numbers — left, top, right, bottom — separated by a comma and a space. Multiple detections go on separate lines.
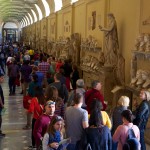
0, 43, 150, 150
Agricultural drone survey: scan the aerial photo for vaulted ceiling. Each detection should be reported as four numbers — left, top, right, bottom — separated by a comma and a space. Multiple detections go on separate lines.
0, 0, 38, 22
0, 0, 78, 27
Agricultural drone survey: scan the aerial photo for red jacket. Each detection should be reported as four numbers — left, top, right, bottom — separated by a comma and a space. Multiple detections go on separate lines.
85, 88, 106, 114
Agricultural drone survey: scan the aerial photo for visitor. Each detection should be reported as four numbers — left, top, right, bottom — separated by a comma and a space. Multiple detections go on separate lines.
65, 92, 88, 150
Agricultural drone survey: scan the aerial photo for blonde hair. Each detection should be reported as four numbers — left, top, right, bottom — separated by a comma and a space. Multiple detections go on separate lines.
118, 96, 130, 107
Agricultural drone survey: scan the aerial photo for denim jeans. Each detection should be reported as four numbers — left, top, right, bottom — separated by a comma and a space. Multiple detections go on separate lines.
9, 77, 16, 94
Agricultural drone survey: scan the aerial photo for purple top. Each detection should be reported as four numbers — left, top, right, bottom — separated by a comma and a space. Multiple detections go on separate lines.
20, 64, 32, 82
33, 114, 53, 147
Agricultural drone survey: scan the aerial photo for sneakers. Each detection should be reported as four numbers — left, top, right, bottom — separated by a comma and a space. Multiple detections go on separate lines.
0, 133, 5, 137
22, 125, 31, 130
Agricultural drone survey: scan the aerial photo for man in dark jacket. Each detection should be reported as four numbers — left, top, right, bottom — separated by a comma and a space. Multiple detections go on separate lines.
0, 73, 5, 137
133, 90, 150, 150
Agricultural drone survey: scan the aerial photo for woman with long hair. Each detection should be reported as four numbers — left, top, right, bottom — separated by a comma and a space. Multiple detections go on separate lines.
80, 105, 112, 150
45, 86, 64, 118
28, 86, 46, 149
90, 99, 111, 129
42, 116, 63, 150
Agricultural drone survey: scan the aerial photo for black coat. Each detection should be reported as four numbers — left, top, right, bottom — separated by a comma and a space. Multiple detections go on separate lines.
133, 100, 150, 130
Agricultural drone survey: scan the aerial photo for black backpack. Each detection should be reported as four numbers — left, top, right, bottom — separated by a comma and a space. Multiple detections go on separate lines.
123, 126, 140, 150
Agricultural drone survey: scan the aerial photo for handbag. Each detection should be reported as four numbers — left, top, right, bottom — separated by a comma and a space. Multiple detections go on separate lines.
15, 78, 20, 86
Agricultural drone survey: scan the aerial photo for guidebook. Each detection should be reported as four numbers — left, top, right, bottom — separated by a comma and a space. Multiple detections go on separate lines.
58, 138, 71, 150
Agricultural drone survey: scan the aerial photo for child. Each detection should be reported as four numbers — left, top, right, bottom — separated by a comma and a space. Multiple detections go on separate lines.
42, 116, 63, 150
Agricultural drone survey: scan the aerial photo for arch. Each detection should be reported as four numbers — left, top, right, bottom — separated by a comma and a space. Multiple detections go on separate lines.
35, 4, 43, 20
28, 13, 33, 24
21, 19, 26, 27
31, 9, 37, 22
42, 0, 50, 17
54, 0, 62, 12
3, 22, 18, 28
23, 17, 28, 27
25, 15, 30, 25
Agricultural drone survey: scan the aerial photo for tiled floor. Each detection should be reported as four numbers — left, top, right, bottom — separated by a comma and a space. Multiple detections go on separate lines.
0, 75, 150, 150
0, 75, 31, 150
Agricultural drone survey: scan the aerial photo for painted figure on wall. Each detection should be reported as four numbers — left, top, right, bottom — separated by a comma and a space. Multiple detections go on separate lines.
99, 13, 119, 66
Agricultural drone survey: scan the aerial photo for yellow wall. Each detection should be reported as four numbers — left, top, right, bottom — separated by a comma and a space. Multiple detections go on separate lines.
22, 0, 150, 84
109, 0, 140, 83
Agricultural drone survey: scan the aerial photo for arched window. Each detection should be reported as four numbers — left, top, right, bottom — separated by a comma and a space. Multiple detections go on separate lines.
31, 9, 37, 22
20, 21, 24, 28
21, 20, 24, 27
28, 13, 33, 24
42, 0, 50, 17
35, 4, 43, 20
23, 17, 28, 26
25, 15, 30, 25
71, 0, 78, 4
54, 0, 62, 12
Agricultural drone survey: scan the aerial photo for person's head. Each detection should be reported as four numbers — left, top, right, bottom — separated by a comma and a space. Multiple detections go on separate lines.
0, 73, 4, 83
118, 96, 130, 107
34, 86, 45, 105
45, 86, 58, 101
139, 90, 150, 101
42, 56, 47, 62
54, 73, 61, 81
121, 110, 133, 123
31, 74, 38, 83
32, 66, 39, 72
74, 92, 83, 105
72, 64, 78, 71
44, 100, 55, 116
89, 109, 103, 127
47, 115, 63, 136
90, 99, 103, 112
91, 80, 102, 91
76, 79, 84, 88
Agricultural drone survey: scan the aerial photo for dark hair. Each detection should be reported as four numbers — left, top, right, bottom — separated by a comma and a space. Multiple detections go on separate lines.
89, 109, 103, 127
42, 56, 47, 62
47, 116, 63, 137
32, 74, 38, 83
72, 64, 78, 71
91, 80, 100, 88
54, 73, 62, 80
34, 86, 46, 105
45, 86, 58, 101
90, 99, 103, 112
74, 93, 83, 104
121, 110, 133, 123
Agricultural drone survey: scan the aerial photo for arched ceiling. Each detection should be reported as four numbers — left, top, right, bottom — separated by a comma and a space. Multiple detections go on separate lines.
0, 0, 78, 27
0, 0, 38, 22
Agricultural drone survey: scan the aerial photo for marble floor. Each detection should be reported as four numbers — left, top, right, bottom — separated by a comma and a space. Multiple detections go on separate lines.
0, 75, 150, 150
0, 75, 31, 150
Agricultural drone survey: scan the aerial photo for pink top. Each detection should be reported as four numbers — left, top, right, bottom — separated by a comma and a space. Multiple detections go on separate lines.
113, 123, 140, 150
